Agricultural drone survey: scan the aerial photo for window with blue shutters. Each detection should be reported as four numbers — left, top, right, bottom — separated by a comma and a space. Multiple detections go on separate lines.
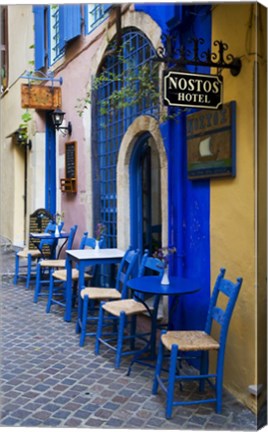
85, 4, 111, 34
33, 4, 81, 70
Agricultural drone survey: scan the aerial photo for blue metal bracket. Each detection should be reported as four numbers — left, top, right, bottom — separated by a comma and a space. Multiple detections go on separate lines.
20, 70, 63, 87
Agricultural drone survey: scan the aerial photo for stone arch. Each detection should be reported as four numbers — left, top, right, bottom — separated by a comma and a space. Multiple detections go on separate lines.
89, 10, 162, 76
117, 115, 168, 249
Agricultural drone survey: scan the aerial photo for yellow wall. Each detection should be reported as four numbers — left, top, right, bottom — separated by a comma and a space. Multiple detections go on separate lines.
211, 3, 267, 412
0, 6, 34, 246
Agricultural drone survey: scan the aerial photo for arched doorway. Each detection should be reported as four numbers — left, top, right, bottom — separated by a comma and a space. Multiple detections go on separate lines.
130, 132, 161, 254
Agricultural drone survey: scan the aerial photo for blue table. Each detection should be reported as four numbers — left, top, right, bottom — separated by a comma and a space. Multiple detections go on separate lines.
65, 248, 125, 322
30, 231, 69, 259
126, 275, 200, 374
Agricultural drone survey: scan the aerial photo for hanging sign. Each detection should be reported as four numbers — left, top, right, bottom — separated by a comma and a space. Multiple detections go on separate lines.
21, 84, 62, 110
163, 71, 223, 109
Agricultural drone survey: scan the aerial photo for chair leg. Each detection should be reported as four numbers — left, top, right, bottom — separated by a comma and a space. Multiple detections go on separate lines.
14, 253, 19, 284
215, 352, 224, 414
130, 315, 136, 350
115, 311, 126, 368
26, 254, 32, 289
79, 294, 89, 347
76, 293, 83, 334
166, 344, 178, 419
199, 351, 208, 392
46, 273, 54, 313
34, 262, 41, 303
152, 335, 165, 395
95, 301, 105, 355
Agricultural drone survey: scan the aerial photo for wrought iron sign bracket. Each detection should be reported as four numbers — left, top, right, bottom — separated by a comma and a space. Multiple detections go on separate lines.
20, 70, 63, 88
155, 36, 242, 77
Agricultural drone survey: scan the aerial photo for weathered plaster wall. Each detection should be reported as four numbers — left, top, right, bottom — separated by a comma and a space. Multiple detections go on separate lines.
0, 6, 34, 246
211, 3, 267, 412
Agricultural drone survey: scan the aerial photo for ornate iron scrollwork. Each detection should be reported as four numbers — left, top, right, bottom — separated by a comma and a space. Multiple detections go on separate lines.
155, 36, 242, 76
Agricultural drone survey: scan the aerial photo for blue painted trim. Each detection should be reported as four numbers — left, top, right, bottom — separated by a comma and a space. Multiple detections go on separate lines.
45, 113, 56, 215
129, 132, 151, 251
33, 5, 45, 70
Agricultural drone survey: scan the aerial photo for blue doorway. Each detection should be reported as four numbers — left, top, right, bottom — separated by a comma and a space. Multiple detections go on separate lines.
130, 133, 162, 254
45, 112, 56, 215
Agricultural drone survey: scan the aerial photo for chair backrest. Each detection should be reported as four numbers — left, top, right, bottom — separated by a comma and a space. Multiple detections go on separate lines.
79, 232, 89, 249
66, 224, 78, 250
133, 250, 165, 301
39, 221, 64, 250
83, 236, 106, 250
205, 268, 242, 352
115, 247, 140, 298
138, 250, 165, 278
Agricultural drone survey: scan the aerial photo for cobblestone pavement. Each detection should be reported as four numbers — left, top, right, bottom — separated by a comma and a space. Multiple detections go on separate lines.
0, 245, 265, 430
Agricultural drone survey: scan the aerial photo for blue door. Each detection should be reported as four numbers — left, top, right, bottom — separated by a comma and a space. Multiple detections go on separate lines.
45, 112, 56, 215
130, 133, 162, 254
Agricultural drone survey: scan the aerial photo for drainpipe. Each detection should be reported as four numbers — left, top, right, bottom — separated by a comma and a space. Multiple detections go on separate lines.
23, 140, 32, 243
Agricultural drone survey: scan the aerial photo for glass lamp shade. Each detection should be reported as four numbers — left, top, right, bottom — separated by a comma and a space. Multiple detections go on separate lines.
51, 107, 65, 129
15, 127, 27, 145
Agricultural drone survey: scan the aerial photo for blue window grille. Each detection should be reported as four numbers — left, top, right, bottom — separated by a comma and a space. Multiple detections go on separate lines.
48, 6, 63, 65
93, 29, 159, 256
85, 4, 110, 34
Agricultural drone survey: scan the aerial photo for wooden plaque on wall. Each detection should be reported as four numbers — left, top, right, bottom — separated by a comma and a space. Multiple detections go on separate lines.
60, 141, 77, 193
21, 84, 62, 110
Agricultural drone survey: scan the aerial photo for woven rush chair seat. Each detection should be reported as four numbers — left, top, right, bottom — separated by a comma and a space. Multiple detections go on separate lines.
152, 268, 243, 419
39, 259, 66, 268
52, 269, 92, 281
17, 249, 42, 258
80, 287, 122, 301
161, 331, 220, 352
102, 299, 147, 317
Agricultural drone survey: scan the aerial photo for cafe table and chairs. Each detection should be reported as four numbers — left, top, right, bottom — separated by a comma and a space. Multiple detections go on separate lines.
124, 274, 201, 375
76, 246, 140, 347
45, 233, 99, 315
152, 268, 243, 418
14, 221, 63, 289
64, 246, 126, 322
29, 221, 67, 260
94, 252, 165, 369
33, 224, 78, 303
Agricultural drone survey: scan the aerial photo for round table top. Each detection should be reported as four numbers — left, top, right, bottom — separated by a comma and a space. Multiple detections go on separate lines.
127, 275, 200, 296
30, 231, 69, 239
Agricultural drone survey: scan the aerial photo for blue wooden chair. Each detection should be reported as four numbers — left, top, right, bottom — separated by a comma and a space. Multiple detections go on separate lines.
95, 251, 164, 368
14, 221, 64, 289
46, 235, 105, 315
76, 246, 140, 347
152, 268, 243, 418
33, 224, 78, 303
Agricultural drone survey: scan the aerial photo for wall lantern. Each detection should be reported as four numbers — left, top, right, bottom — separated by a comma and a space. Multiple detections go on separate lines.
51, 107, 72, 136
14, 128, 32, 150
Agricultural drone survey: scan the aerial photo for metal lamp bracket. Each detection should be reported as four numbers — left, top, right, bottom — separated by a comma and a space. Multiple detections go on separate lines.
155, 36, 242, 77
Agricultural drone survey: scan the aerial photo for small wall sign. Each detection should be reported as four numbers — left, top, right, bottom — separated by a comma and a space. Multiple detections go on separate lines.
60, 141, 77, 193
163, 70, 223, 109
187, 101, 236, 179
21, 84, 62, 110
